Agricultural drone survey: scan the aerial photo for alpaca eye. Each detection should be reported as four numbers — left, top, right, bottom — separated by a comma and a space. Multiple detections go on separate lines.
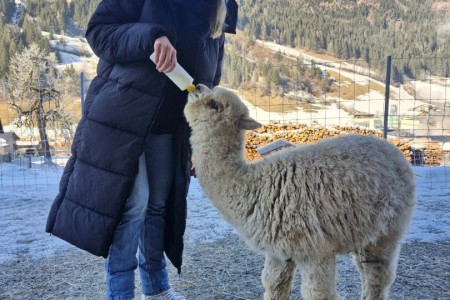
208, 99, 219, 111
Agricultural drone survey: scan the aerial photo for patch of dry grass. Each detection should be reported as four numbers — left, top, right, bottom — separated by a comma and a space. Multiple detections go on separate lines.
62, 96, 83, 121
0, 99, 16, 126
326, 70, 396, 100
0, 96, 82, 129
239, 89, 299, 113
0, 238, 448, 300
303, 49, 340, 62
325, 70, 369, 100
295, 101, 322, 113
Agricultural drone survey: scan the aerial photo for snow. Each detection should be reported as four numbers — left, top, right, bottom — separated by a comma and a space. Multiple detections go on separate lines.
233, 89, 354, 126
243, 97, 354, 126
58, 52, 82, 65
351, 90, 426, 117
12, 1, 26, 25
0, 158, 449, 265
40, 31, 99, 76
256, 39, 448, 118
414, 79, 450, 101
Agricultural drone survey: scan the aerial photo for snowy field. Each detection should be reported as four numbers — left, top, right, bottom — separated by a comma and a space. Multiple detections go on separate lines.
0, 159, 449, 265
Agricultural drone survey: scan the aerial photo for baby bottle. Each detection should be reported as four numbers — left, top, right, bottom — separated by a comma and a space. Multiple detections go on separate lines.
150, 52, 195, 93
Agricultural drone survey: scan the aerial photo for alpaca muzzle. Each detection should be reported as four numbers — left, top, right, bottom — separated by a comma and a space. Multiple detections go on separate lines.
188, 84, 210, 102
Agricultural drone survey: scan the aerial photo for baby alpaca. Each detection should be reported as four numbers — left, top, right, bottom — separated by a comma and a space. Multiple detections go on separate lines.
184, 85, 416, 300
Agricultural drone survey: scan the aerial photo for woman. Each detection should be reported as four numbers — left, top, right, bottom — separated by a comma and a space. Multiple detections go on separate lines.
45, 0, 238, 299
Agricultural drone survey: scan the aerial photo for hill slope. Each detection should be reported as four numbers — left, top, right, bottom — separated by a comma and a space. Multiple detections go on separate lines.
239, 0, 450, 79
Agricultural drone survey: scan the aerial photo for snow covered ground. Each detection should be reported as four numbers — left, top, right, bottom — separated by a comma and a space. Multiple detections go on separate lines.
0, 158, 449, 265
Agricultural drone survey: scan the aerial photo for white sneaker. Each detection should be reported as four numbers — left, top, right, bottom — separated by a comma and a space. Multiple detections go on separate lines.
142, 289, 186, 300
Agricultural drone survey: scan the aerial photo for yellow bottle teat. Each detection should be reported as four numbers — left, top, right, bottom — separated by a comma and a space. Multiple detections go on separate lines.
186, 84, 195, 93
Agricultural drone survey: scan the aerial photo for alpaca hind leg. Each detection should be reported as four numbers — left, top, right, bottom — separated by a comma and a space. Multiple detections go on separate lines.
298, 256, 339, 300
261, 254, 296, 300
353, 235, 402, 300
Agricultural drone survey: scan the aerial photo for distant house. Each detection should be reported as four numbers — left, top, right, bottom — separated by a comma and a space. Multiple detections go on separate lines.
412, 104, 438, 114
399, 117, 420, 130
353, 113, 376, 129
0, 132, 20, 160
0, 138, 8, 161
0, 117, 20, 161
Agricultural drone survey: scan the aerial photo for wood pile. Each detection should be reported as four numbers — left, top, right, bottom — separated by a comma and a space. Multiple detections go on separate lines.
400, 138, 444, 166
244, 123, 447, 165
422, 142, 444, 166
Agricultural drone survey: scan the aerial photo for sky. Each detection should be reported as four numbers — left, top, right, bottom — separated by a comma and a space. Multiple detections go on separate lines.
0, 158, 449, 265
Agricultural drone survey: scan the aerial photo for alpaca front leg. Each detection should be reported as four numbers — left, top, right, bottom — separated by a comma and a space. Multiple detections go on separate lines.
261, 254, 296, 300
298, 256, 339, 300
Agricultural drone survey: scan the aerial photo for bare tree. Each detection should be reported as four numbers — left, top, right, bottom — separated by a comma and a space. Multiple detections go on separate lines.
7, 43, 72, 161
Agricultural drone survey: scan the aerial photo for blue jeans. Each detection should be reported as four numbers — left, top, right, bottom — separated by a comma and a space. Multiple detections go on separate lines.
106, 134, 175, 300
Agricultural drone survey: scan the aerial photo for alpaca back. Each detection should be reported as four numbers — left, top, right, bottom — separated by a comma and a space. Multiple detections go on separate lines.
239, 134, 415, 258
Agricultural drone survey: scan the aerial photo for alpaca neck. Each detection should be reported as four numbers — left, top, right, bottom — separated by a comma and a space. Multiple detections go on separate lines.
192, 129, 256, 227
192, 129, 248, 177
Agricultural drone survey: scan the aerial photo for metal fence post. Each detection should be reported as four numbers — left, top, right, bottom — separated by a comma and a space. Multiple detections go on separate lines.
383, 56, 392, 139
80, 72, 85, 116
26, 154, 31, 168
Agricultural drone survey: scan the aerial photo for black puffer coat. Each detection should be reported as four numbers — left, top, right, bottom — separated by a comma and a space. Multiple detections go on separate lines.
46, 0, 237, 273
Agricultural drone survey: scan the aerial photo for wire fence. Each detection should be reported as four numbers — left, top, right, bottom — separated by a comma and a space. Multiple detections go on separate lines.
0, 56, 449, 191
222, 55, 450, 172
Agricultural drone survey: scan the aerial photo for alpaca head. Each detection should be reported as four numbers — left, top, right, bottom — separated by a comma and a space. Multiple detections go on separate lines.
184, 84, 262, 134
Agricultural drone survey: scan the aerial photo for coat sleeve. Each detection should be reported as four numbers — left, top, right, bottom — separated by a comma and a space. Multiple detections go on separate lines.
223, 0, 238, 34
85, 0, 166, 64
213, 34, 225, 87
214, 0, 238, 86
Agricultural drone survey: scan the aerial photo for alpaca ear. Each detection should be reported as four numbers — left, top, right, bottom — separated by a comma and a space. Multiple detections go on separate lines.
239, 117, 262, 130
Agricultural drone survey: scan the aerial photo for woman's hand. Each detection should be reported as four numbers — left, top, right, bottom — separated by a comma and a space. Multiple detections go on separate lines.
153, 36, 177, 73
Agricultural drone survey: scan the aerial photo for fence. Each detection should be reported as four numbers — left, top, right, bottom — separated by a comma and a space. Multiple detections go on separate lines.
221, 54, 450, 170
0, 56, 449, 190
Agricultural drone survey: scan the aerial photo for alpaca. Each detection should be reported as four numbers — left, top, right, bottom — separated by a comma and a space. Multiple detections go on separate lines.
184, 85, 416, 300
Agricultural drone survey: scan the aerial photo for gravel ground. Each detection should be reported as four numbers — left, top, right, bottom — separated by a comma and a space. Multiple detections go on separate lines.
0, 234, 448, 300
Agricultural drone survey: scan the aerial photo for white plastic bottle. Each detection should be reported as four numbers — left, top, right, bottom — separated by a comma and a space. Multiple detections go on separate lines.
150, 52, 195, 93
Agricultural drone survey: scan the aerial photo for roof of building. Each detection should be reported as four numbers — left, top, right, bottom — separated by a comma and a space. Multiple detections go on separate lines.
256, 139, 297, 156
0, 132, 20, 140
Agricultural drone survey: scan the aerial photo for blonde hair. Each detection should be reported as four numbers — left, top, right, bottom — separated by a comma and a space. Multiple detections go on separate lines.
211, 0, 227, 39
